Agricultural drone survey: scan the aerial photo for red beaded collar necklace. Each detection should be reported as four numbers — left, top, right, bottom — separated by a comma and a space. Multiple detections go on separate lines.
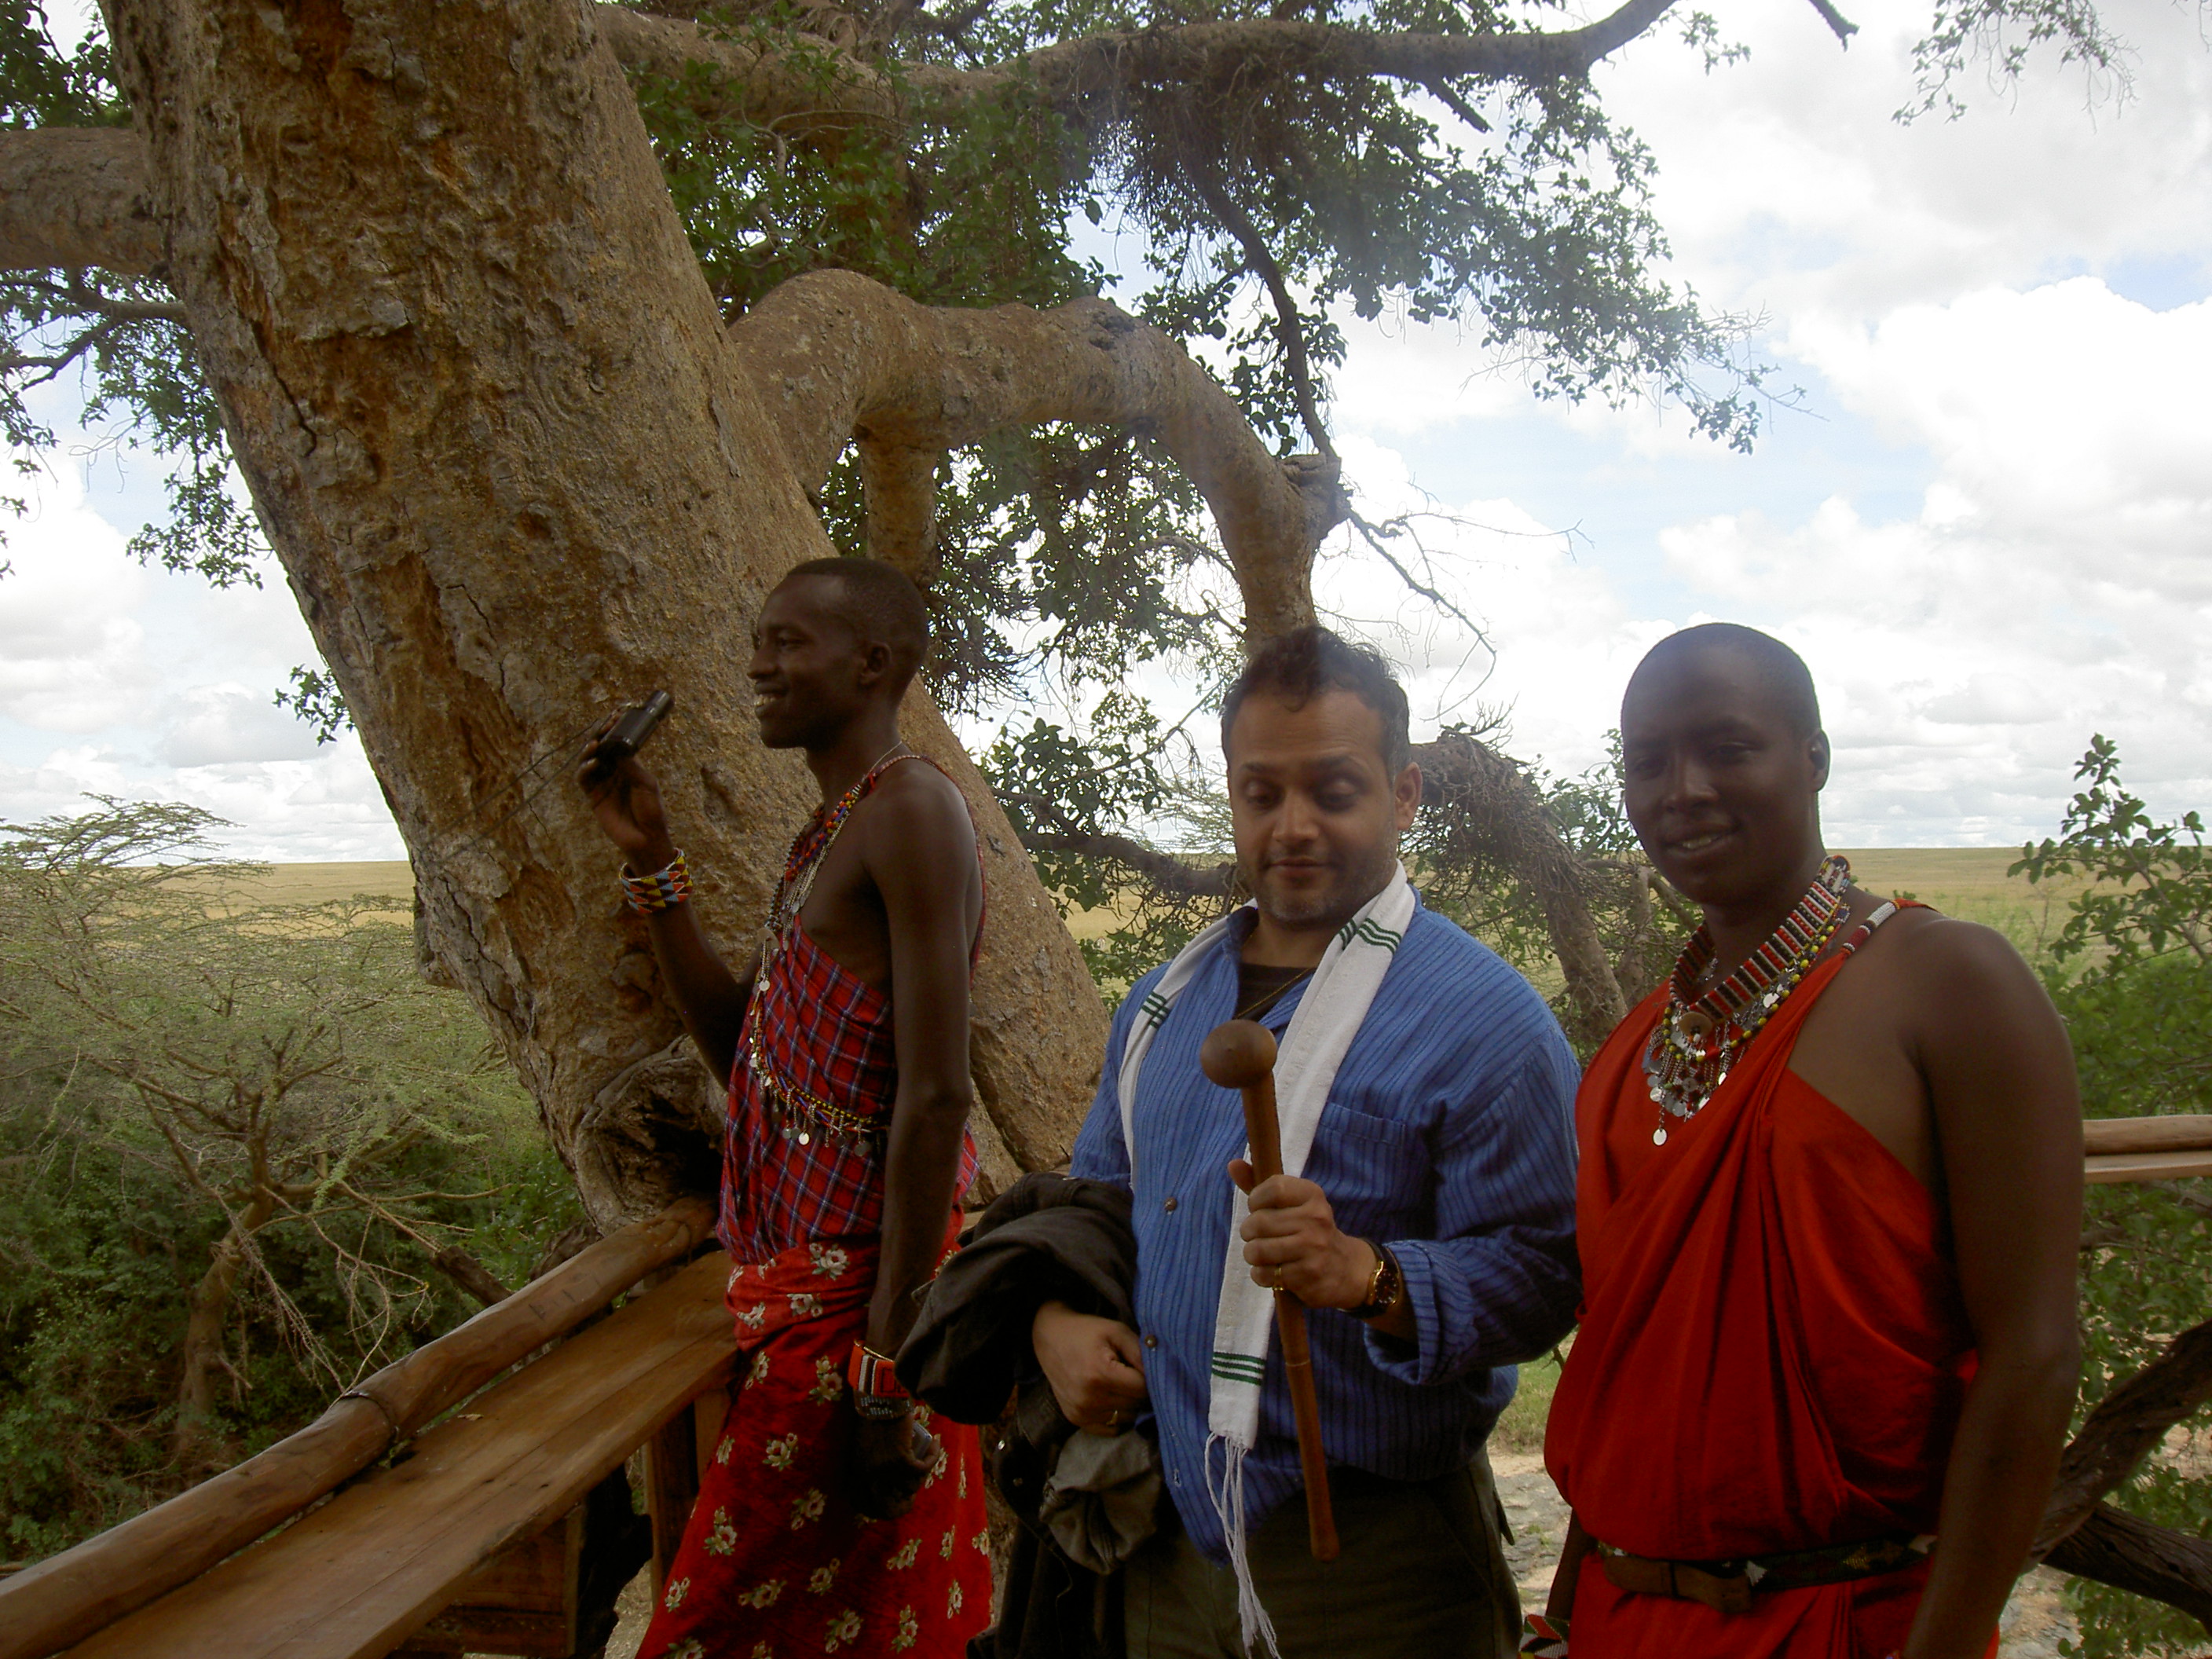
1642, 852, 1852, 1143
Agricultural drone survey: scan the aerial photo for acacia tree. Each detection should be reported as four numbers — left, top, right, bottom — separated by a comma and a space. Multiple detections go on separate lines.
0, 0, 2119, 1227
0, 799, 533, 1476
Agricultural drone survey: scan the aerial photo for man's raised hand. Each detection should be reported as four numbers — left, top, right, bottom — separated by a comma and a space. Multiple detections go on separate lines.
577, 722, 676, 871
1031, 1301, 1148, 1435
1232, 1163, 1375, 1311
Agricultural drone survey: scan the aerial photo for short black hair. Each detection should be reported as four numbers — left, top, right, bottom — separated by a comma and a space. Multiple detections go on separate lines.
1632, 622, 1822, 737
1220, 625, 1412, 772
782, 558, 929, 693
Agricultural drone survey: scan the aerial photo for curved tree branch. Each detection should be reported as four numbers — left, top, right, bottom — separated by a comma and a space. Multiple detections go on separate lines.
1022, 830, 1236, 903
727, 266, 1343, 636
1412, 730, 1630, 1046
2045, 1503, 2212, 1635
0, 3, 1686, 281
0, 127, 164, 276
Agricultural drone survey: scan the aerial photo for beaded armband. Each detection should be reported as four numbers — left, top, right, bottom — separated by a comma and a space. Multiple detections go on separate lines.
620, 851, 690, 914
847, 1342, 910, 1421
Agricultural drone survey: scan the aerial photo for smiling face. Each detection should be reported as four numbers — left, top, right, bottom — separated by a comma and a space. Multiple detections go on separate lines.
1620, 643, 1831, 913
745, 575, 883, 751
1227, 688, 1422, 936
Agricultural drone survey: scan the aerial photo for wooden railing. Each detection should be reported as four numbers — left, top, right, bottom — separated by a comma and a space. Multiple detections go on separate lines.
3, 1120, 2209, 1658
2083, 1113, 2212, 1182
0, 1197, 726, 1659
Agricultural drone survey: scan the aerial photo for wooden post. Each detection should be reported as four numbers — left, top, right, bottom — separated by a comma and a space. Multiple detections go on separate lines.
693, 1389, 728, 1484
646, 1404, 700, 1599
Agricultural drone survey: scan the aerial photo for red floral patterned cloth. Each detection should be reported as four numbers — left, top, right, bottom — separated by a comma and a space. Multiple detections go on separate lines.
637, 1231, 991, 1659
717, 759, 982, 1263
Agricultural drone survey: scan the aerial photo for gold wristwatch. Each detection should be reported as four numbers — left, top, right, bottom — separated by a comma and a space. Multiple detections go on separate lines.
1349, 1241, 1404, 1320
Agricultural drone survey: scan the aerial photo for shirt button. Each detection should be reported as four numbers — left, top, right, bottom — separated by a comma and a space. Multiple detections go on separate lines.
1163, 1196, 1177, 1212
1144, 1334, 1158, 1349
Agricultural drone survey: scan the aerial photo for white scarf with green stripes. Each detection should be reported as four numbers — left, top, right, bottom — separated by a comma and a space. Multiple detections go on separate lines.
1115, 866, 1415, 1655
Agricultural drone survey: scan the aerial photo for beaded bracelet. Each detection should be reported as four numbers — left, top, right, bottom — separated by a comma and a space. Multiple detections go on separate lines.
848, 1342, 911, 1420
620, 850, 690, 914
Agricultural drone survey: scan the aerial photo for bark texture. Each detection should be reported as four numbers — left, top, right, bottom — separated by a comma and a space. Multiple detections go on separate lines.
2036, 1317, 2212, 1556
0, 126, 163, 276
2044, 1502, 2212, 1635
96, 0, 1098, 1224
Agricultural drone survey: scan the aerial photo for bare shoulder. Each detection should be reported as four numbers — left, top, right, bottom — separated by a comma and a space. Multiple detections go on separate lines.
1880, 907, 2041, 989
1875, 906, 2066, 1060
857, 758, 978, 860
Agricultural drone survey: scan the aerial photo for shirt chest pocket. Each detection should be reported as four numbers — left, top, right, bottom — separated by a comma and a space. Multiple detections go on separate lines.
1305, 1098, 1427, 1217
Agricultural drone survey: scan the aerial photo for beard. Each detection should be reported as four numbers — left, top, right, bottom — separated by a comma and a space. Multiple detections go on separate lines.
1247, 839, 1401, 932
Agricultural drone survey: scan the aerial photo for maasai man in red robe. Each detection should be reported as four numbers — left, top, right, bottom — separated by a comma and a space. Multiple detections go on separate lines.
1536, 624, 2081, 1659
582, 558, 990, 1657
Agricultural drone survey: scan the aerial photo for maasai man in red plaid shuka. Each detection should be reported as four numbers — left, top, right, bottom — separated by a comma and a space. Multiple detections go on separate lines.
582, 558, 991, 1657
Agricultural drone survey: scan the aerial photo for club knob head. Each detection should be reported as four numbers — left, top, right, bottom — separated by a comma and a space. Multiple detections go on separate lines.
1200, 1020, 1278, 1090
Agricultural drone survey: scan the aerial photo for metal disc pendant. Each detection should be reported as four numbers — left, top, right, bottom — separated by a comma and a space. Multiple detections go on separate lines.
797, 1130, 812, 1146
1653, 1126, 1668, 1145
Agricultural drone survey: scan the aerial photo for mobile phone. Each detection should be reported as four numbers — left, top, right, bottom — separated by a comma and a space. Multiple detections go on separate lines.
590, 690, 673, 767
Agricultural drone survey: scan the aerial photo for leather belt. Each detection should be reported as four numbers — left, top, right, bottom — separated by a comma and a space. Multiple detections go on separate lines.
1596, 1533, 1933, 1616
1599, 1552, 1756, 1614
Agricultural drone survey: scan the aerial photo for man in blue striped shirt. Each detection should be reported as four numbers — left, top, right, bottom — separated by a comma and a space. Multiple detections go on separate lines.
1034, 627, 1581, 1657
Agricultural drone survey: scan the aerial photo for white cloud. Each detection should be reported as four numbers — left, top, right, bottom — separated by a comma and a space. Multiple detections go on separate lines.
0, 469, 152, 731
0, 456, 404, 859
156, 683, 329, 767
1598, 0, 2212, 317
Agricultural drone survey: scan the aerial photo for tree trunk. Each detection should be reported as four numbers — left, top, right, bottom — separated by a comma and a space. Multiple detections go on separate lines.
175, 1190, 275, 1470
1412, 733, 1630, 1048
99, 0, 1102, 1222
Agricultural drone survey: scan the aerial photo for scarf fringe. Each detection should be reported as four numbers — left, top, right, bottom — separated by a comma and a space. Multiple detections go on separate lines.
1206, 1432, 1279, 1658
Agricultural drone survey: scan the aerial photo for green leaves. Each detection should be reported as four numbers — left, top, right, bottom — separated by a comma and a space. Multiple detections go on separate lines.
2014, 735, 2212, 971
2016, 738, 2212, 1655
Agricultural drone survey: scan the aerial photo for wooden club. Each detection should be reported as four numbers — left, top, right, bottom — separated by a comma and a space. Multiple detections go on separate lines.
1199, 1017, 1341, 1563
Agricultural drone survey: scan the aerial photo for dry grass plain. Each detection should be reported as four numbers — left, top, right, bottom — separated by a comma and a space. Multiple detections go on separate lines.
227, 847, 2079, 953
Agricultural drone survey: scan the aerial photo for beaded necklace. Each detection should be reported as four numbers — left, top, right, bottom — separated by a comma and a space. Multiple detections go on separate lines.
760, 741, 910, 962
1643, 853, 1853, 1144
748, 742, 914, 1148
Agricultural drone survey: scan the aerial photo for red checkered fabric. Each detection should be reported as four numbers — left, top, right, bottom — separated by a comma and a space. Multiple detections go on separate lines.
718, 767, 982, 1263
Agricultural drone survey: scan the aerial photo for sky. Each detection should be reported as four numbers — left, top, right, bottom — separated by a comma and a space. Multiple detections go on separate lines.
1, 0, 2208, 858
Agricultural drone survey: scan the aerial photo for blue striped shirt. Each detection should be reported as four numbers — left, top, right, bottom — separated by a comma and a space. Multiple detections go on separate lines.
1069, 896, 1581, 1562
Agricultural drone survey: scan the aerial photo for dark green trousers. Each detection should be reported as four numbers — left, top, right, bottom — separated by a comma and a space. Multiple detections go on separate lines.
1122, 1453, 1519, 1658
